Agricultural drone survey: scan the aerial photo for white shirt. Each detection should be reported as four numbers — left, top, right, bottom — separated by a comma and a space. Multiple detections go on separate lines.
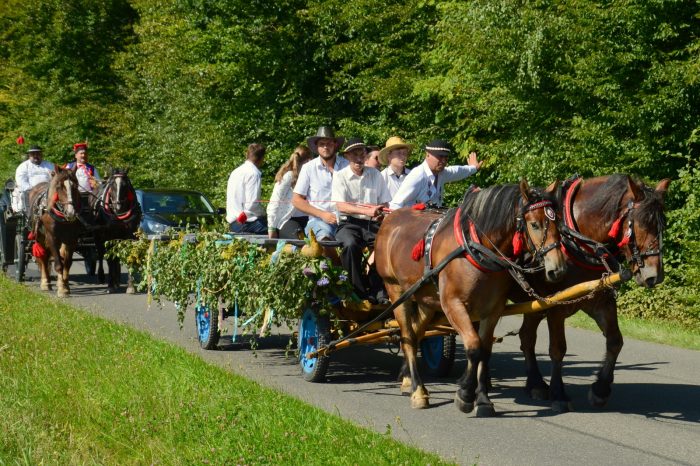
15, 159, 54, 192
293, 155, 349, 219
389, 160, 477, 209
226, 160, 264, 223
74, 164, 101, 193
267, 171, 306, 230
381, 166, 411, 198
332, 166, 391, 220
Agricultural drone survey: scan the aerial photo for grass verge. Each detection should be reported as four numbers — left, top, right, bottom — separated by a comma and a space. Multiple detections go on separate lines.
0, 275, 450, 465
566, 311, 700, 350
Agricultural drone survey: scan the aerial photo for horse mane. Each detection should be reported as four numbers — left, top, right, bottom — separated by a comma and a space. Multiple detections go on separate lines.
585, 174, 665, 230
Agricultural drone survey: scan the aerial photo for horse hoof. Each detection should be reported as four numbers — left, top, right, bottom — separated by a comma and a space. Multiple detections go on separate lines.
410, 386, 430, 409
454, 393, 474, 414
475, 403, 496, 418
588, 388, 609, 408
40, 283, 51, 291
400, 377, 412, 396
56, 289, 70, 298
551, 400, 573, 413
528, 386, 550, 401
107, 287, 119, 294
126, 287, 135, 295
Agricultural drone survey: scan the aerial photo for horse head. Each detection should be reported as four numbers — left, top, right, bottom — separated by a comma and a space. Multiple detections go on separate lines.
620, 177, 670, 288
518, 179, 567, 283
102, 168, 137, 218
48, 165, 81, 222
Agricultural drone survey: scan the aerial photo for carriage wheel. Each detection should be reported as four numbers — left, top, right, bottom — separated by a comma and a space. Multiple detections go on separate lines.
420, 334, 456, 378
298, 308, 331, 383
14, 231, 26, 282
195, 304, 219, 350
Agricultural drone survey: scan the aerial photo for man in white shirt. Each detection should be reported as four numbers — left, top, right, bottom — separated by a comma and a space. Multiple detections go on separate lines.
364, 145, 381, 169
292, 126, 348, 240
64, 142, 101, 194
226, 143, 267, 234
379, 136, 412, 198
332, 138, 391, 302
12, 145, 55, 212
390, 139, 482, 210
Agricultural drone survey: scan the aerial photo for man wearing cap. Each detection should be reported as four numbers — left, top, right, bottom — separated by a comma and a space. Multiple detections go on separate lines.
12, 145, 55, 212
389, 139, 482, 210
332, 138, 391, 302
65, 142, 101, 194
226, 143, 267, 234
379, 136, 412, 198
292, 126, 348, 240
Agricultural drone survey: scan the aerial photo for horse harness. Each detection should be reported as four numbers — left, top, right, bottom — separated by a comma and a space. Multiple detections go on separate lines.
560, 175, 661, 271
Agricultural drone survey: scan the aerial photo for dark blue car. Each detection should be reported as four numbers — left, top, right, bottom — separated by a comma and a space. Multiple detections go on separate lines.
136, 189, 223, 235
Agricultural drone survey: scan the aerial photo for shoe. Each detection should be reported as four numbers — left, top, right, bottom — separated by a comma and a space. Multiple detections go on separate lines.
374, 289, 390, 305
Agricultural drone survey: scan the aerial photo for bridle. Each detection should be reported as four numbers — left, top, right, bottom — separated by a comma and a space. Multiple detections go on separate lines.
514, 198, 560, 263
99, 172, 137, 221
607, 199, 663, 269
48, 176, 80, 223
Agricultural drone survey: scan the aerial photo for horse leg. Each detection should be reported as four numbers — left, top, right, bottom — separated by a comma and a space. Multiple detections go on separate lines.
546, 310, 572, 413
390, 286, 429, 409
107, 256, 121, 293
586, 295, 623, 408
37, 254, 51, 291
55, 244, 72, 297
473, 315, 499, 417
126, 270, 136, 294
519, 311, 549, 400
96, 241, 106, 284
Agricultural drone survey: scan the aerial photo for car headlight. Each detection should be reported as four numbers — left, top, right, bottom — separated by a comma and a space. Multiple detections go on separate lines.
144, 218, 168, 234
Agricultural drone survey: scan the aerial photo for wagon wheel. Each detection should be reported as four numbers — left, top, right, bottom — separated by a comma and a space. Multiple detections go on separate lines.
14, 230, 27, 282
420, 334, 456, 378
298, 307, 331, 383
194, 304, 220, 350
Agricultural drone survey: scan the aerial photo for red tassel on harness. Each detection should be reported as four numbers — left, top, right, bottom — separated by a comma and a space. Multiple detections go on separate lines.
411, 239, 425, 261
617, 229, 631, 248
27, 232, 36, 240
32, 242, 46, 258
236, 212, 247, 223
126, 190, 135, 202
412, 203, 426, 211
608, 217, 623, 240
52, 192, 59, 203
512, 231, 524, 257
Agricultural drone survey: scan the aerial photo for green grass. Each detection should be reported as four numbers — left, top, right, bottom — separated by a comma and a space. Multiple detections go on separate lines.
0, 275, 450, 465
566, 311, 700, 350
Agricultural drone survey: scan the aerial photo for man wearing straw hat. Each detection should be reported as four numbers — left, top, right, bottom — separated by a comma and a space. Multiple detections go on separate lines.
292, 126, 348, 240
12, 145, 54, 213
389, 139, 482, 210
332, 137, 391, 303
378, 136, 412, 198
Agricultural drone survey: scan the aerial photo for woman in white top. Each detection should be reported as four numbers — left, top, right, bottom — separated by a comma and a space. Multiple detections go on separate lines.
267, 146, 311, 239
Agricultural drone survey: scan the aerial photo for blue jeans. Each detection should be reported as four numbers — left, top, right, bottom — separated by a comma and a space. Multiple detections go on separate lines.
305, 216, 336, 240
229, 218, 267, 234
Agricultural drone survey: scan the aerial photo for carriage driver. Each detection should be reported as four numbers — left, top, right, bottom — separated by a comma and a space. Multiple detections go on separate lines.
12, 145, 54, 213
389, 139, 482, 210
65, 142, 101, 194
332, 138, 391, 304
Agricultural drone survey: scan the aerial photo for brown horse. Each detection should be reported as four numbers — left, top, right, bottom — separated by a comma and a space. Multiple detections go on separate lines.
90, 168, 141, 293
27, 166, 82, 297
512, 174, 670, 412
375, 180, 568, 416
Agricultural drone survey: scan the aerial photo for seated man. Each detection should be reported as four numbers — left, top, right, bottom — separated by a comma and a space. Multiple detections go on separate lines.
332, 138, 391, 303
226, 143, 267, 234
12, 145, 54, 213
65, 142, 101, 195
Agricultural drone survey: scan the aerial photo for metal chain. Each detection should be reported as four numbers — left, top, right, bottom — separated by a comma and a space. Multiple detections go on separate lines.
512, 268, 617, 306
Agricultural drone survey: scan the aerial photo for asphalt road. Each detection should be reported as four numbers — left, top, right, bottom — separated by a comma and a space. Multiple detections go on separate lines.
11, 261, 700, 466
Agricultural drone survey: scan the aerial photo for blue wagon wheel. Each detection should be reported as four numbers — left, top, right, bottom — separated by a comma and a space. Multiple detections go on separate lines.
298, 307, 331, 382
420, 334, 456, 377
194, 304, 219, 350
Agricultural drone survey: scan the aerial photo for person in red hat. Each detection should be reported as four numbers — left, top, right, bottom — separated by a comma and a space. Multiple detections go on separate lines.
65, 142, 101, 194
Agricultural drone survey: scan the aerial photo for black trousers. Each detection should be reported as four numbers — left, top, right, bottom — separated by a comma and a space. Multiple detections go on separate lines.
279, 216, 308, 240
335, 217, 381, 298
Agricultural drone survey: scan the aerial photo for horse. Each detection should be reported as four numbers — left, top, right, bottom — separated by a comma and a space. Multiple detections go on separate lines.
375, 180, 568, 416
90, 168, 141, 293
511, 174, 670, 412
27, 165, 82, 297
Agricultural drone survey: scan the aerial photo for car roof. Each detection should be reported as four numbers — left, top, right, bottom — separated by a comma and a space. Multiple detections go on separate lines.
136, 188, 210, 196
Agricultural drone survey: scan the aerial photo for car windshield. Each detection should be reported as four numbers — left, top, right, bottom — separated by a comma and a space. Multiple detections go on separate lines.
141, 192, 215, 214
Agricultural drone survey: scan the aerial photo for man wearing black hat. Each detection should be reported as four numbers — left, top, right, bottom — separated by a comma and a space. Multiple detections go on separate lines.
12, 145, 54, 212
332, 138, 391, 303
389, 139, 482, 210
292, 126, 348, 240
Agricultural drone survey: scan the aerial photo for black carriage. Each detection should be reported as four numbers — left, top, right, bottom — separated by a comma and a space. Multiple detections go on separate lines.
0, 179, 98, 281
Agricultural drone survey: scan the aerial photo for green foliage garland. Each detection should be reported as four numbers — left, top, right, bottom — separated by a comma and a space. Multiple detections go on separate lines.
107, 233, 355, 332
